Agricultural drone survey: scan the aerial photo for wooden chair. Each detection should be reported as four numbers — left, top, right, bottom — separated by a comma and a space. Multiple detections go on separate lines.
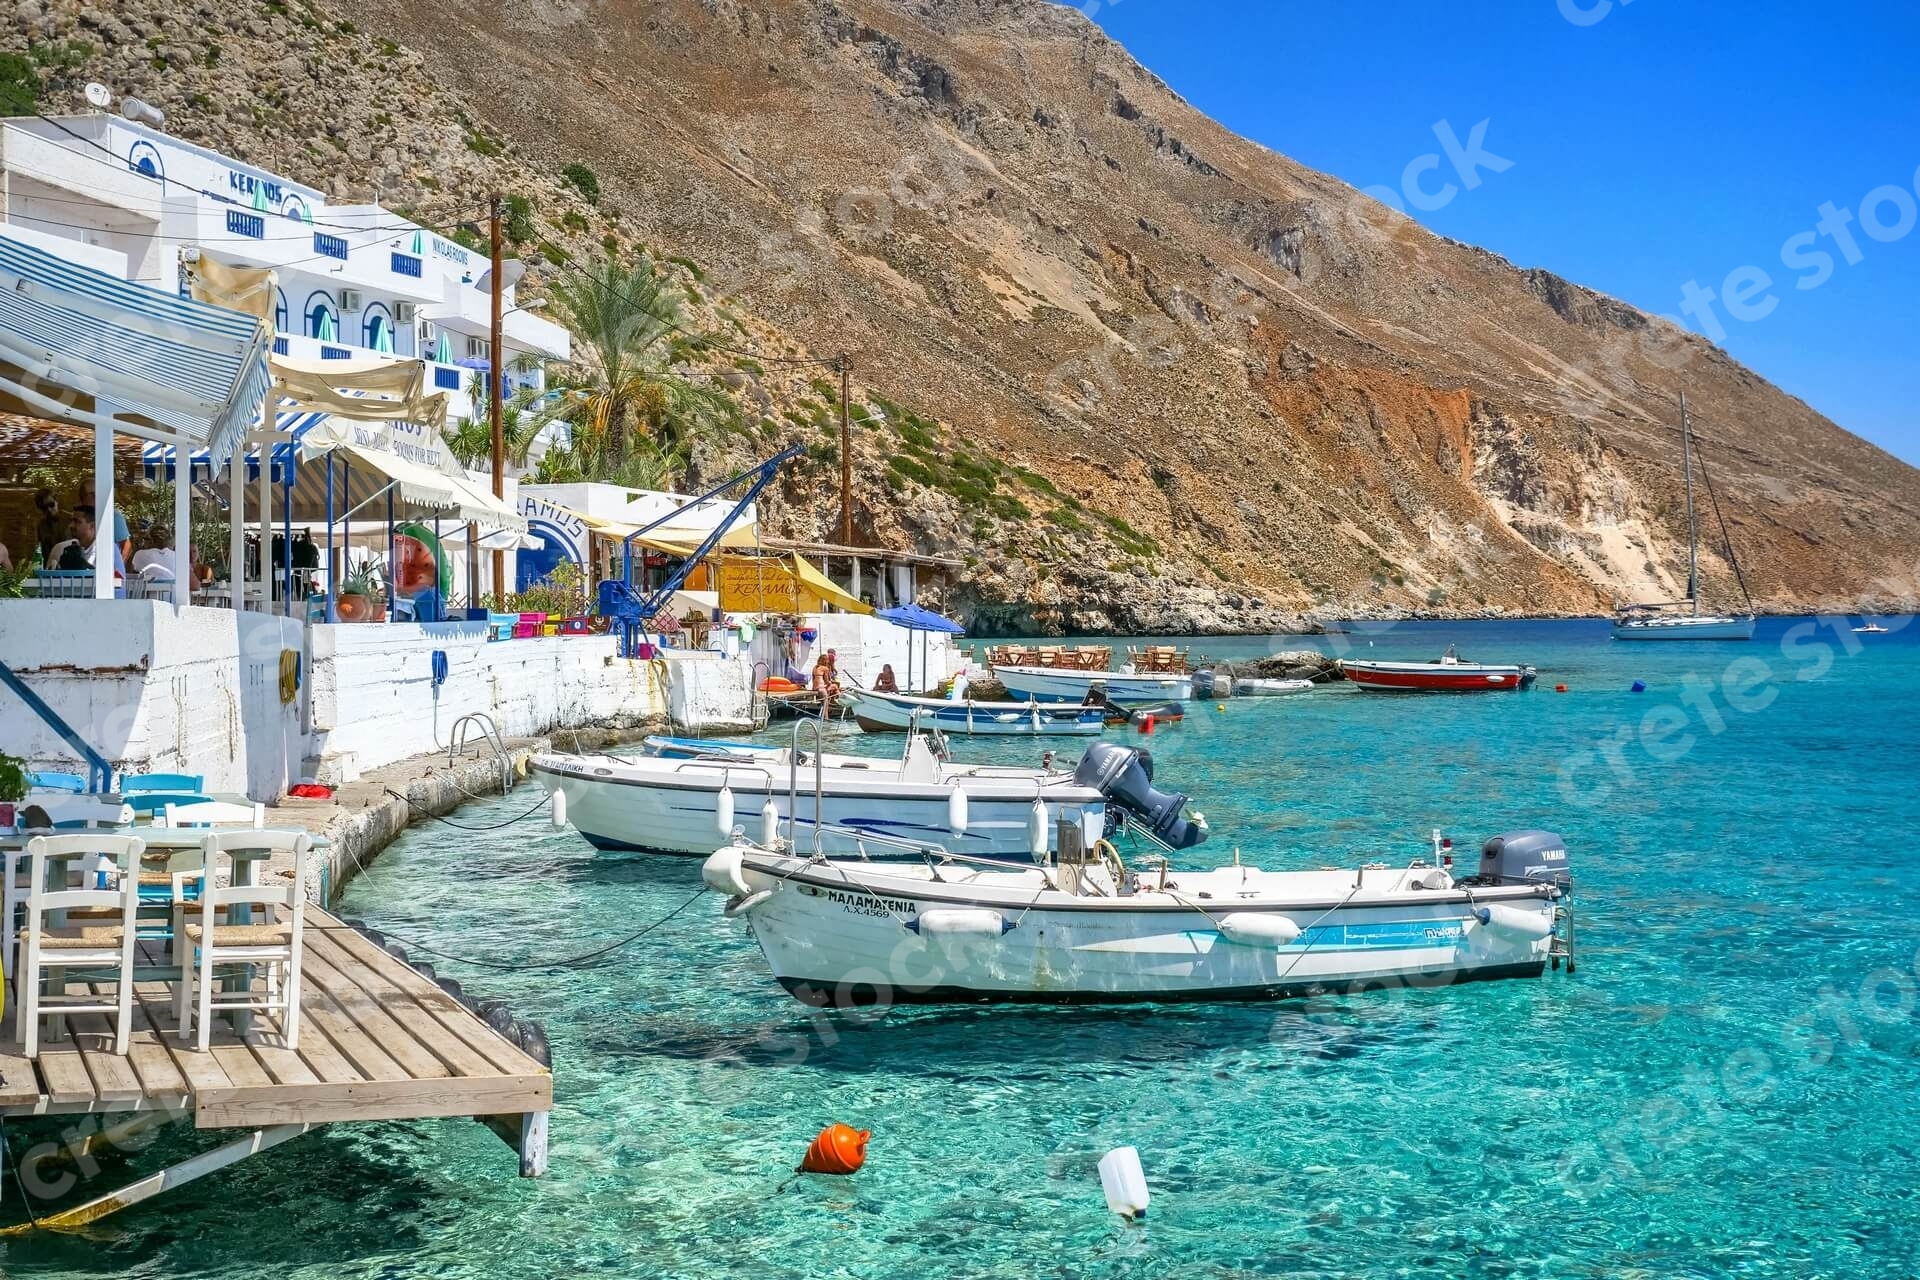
159, 801, 266, 829
4, 802, 132, 980
24, 772, 86, 794
122, 772, 205, 796
487, 612, 516, 641
13, 834, 143, 1058
177, 830, 310, 1051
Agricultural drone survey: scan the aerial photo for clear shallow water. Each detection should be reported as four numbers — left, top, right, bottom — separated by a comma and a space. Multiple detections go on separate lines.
8, 618, 1920, 1278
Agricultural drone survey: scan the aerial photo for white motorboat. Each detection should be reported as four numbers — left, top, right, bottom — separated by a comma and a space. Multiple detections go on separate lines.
994, 664, 1195, 703
705, 829, 1573, 1006
1612, 392, 1756, 642
1231, 677, 1315, 697
1853, 622, 1891, 634
845, 685, 1107, 736
531, 737, 1210, 858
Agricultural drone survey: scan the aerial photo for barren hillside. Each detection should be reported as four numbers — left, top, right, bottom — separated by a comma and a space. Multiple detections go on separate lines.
12, 0, 1920, 630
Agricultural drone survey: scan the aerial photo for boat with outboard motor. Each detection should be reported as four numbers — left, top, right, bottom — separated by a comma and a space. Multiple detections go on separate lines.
993, 664, 1195, 704
1231, 677, 1315, 697
704, 827, 1573, 1006
844, 684, 1108, 736
1339, 645, 1537, 693
531, 732, 1210, 859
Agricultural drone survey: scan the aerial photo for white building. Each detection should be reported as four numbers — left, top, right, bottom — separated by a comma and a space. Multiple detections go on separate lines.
0, 110, 569, 416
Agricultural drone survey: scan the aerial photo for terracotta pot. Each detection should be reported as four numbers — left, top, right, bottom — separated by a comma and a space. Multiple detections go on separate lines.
336, 592, 372, 623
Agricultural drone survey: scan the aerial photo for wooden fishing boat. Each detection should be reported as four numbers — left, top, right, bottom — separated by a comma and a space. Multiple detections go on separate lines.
1339, 646, 1536, 692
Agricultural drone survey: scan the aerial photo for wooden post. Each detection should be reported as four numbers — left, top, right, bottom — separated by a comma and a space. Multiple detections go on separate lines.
489, 194, 507, 608
837, 354, 853, 547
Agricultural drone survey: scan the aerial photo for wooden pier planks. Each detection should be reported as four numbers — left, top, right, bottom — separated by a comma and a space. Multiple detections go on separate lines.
1, 909, 551, 1133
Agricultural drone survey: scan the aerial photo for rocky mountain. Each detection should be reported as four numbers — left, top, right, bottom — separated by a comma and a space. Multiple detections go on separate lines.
11, 0, 1920, 631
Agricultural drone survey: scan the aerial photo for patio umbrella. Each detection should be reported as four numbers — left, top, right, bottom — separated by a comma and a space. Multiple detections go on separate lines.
877, 602, 965, 693
433, 331, 453, 364
315, 309, 336, 342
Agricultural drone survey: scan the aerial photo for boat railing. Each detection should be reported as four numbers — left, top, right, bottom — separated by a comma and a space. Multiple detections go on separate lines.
672, 758, 777, 790
788, 718, 826, 859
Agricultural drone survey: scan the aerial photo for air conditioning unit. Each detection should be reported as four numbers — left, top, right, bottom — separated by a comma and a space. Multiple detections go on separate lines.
395, 302, 418, 323
339, 289, 364, 312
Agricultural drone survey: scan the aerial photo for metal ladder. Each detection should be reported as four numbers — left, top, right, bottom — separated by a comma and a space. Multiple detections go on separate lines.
447, 712, 514, 793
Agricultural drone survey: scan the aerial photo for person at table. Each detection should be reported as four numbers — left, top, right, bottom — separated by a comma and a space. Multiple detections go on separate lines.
75, 485, 131, 567
33, 488, 65, 566
55, 505, 127, 594
132, 526, 180, 580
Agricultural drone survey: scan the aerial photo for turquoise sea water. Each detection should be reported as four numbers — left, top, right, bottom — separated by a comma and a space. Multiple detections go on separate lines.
6, 618, 1919, 1278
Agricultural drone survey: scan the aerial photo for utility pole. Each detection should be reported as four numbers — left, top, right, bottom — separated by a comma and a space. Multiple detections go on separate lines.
489, 194, 507, 606
837, 353, 853, 547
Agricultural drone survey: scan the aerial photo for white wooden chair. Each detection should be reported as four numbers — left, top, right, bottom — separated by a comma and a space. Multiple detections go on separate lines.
159, 800, 266, 829
176, 830, 310, 1051
4, 802, 134, 983
13, 834, 144, 1058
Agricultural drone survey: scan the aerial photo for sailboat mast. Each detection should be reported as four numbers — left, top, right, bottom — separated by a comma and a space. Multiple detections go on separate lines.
1680, 391, 1699, 614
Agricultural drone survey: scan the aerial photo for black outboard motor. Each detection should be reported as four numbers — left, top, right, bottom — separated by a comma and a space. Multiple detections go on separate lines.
1073, 742, 1208, 849
1464, 829, 1571, 889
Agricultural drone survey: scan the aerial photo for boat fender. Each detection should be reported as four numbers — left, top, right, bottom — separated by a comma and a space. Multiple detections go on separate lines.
702, 847, 754, 898
436, 977, 465, 1003
1098, 1147, 1150, 1221
383, 941, 410, 966
510, 1018, 552, 1068
549, 789, 567, 828
948, 786, 970, 834
476, 999, 515, 1035
761, 798, 780, 848
1216, 913, 1303, 947
411, 960, 436, 981
906, 909, 1015, 938
1027, 798, 1049, 856
1471, 903, 1553, 941
716, 784, 736, 836
725, 887, 776, 918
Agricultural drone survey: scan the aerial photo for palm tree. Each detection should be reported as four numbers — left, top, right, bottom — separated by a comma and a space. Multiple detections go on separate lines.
446, 388, 543, 476
533, 256, 740, 487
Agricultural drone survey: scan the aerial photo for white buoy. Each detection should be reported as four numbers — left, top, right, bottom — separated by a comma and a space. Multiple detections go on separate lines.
947, 786, 970, 834
761, 798, 780, 847
549, 789, 567, 829
1215, 913, 1303, 947
1027, 798, 1049, 856
913, 909, 1010, 938
716, 784, 736, 836
1098, 1147, 1150, 1220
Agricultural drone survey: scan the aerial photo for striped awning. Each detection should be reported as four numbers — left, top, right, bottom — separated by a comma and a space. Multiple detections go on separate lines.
0, 232, 270, 462
140, 404, 331, 484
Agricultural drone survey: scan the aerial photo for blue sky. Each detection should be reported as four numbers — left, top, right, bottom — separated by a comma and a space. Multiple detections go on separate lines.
1081, 1, 1920, 466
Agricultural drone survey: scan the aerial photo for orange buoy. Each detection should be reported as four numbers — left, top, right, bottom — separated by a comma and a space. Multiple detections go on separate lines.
1138, 714, 1155, 735
1554, 683, 1568, 693
798, 1123, 870, 1175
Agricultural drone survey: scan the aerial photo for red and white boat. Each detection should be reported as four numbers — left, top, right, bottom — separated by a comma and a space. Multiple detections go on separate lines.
1339, 645, 1537, 693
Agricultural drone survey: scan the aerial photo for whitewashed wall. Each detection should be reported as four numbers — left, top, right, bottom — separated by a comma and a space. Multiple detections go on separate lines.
0, 601, 304, 798
747, 613, 964, 693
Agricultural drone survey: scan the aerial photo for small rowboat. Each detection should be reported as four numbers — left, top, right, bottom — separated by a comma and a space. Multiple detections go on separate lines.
847, 685, 1107, 736
1231, 677, 1315, 697
1339, 645, 1537, 693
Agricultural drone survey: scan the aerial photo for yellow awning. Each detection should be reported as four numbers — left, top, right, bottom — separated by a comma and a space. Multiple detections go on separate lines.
790, 554, 872, 615
565, 506, 759, 558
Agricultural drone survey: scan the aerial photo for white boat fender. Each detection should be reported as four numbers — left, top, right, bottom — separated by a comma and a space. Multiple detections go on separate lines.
725, 888, 775, 918
905, 909, 1015, 937
1471, 903, 1553, 941
702, 847, 754, 898
1098, 1147, 1150, 1221
1027, 798, 1048, 856
716, 784, 736, 836
761, 798, 780, 847
549, 789, 567, 829
1216, 913, 1303, 947
947, 786, 969, 834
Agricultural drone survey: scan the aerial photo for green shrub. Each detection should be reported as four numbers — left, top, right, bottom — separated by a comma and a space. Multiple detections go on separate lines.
0, 54, 40, 115
561, 210, 588, 232
561, 163, 600, 203
465, 132, 502, 158
503, 194, 536, 244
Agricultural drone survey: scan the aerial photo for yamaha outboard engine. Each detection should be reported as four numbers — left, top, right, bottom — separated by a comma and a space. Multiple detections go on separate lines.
1465, 830, 1570, 889
1073, 742, 1208, 849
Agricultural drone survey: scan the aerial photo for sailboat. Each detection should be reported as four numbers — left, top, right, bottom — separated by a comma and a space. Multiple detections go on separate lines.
1612, 393, 1757, 641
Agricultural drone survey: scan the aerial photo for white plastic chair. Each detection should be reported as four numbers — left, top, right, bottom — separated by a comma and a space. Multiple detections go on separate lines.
177, 830, 310, 1051
160, 801, 266, 829
13, 834, 143, 1058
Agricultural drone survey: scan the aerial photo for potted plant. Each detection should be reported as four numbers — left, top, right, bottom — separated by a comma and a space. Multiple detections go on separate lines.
0, 752, 29, 833
335, 561, 386, 623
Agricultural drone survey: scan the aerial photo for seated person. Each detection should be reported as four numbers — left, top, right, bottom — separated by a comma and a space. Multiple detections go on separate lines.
873, 663, 899, 693
55, 506, 126, 585
131, 527, 179, 579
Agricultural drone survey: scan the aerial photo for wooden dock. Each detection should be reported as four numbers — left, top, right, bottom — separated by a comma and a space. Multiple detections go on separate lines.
0, 908, 551, 1228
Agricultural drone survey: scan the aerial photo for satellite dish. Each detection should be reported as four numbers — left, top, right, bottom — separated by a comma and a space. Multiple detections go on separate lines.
83, 82, 112, 110
473, 258, 527, 293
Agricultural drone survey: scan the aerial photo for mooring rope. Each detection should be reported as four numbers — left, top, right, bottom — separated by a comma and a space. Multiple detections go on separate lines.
383, 787, 554, 832
327, 886, 710, 972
